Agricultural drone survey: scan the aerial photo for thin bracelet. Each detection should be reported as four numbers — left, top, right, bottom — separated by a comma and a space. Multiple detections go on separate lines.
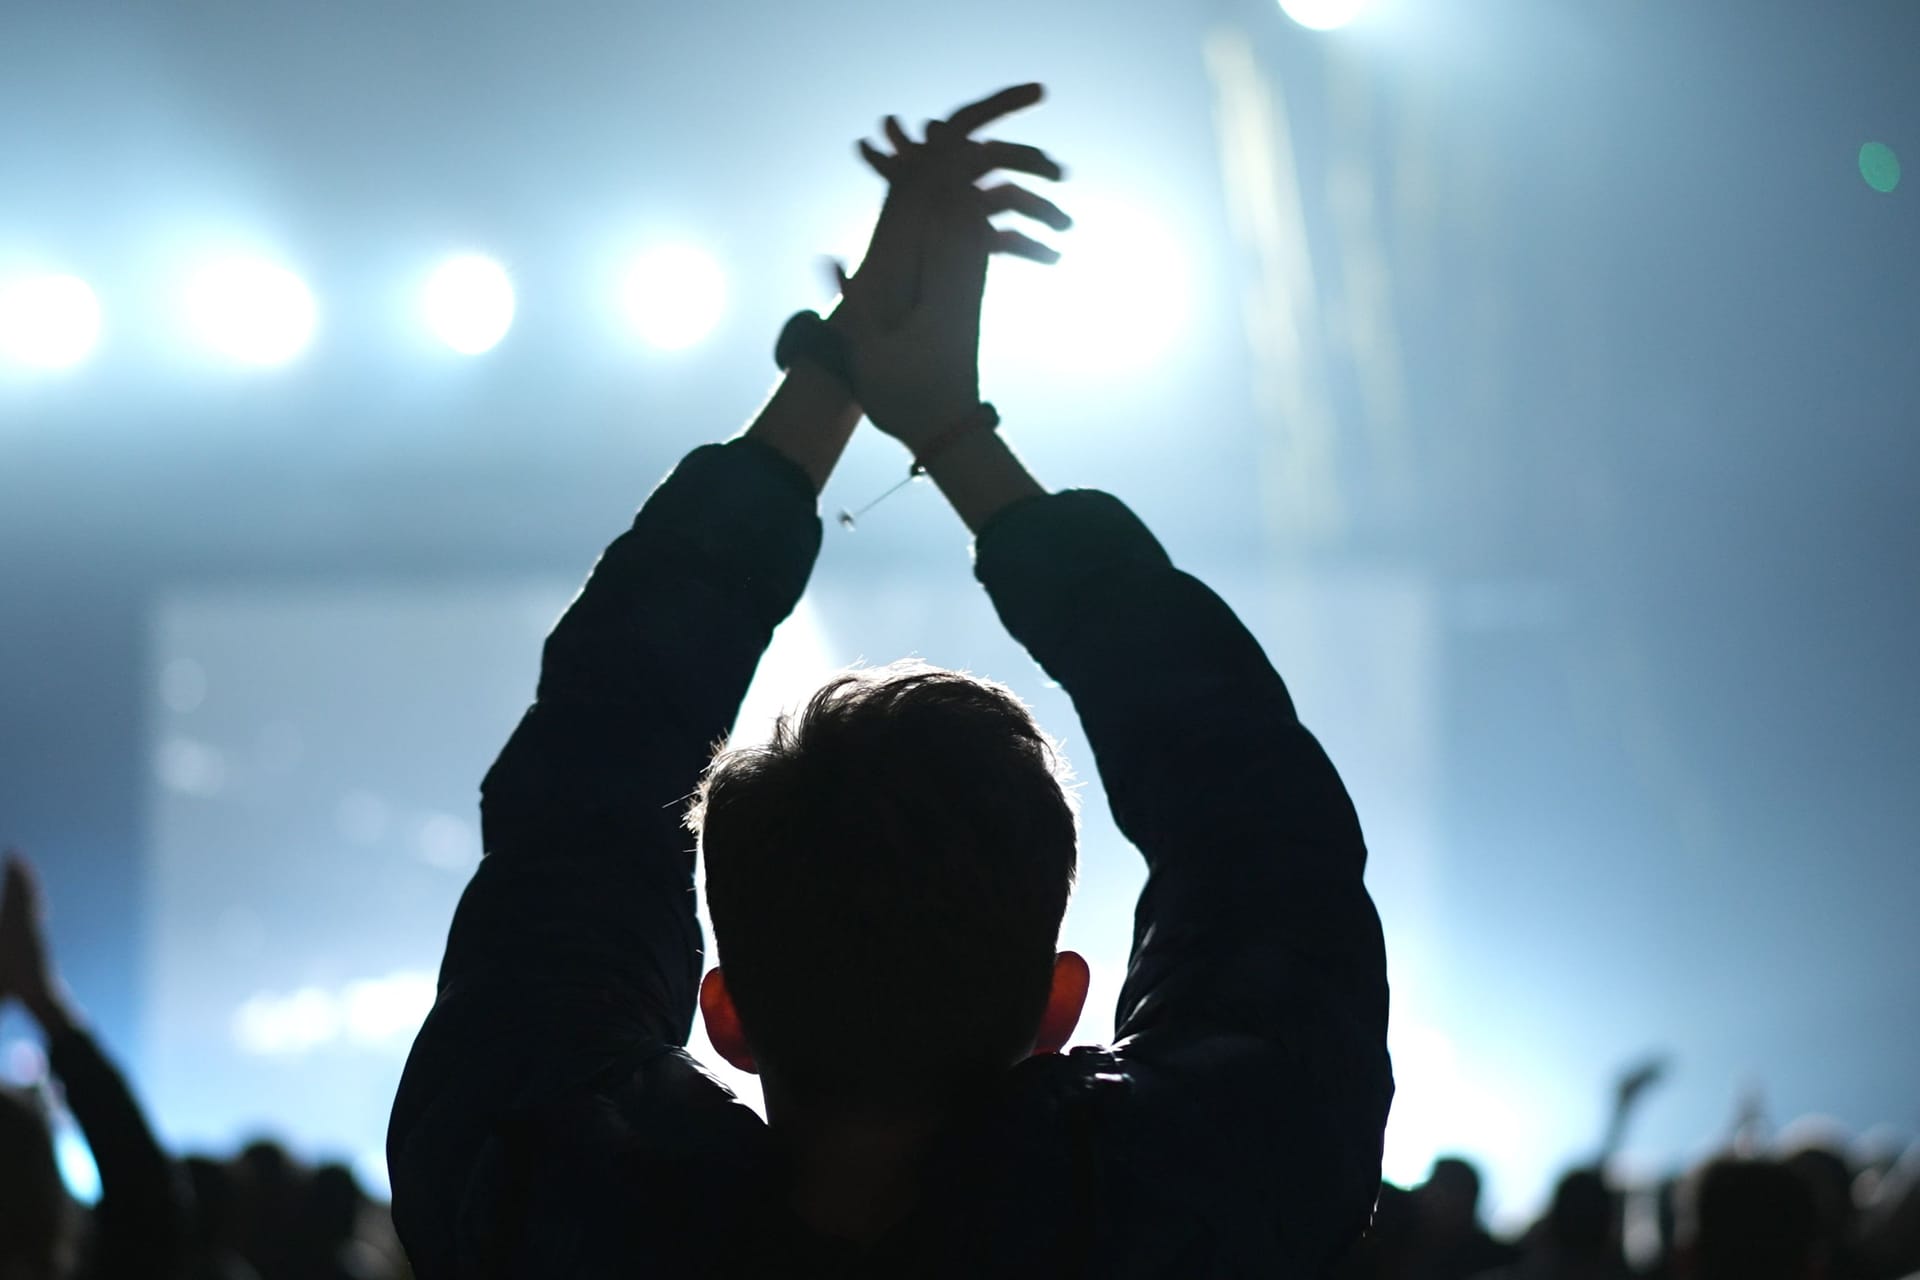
910, 402, 1001, 476
837, 403, 1002, 530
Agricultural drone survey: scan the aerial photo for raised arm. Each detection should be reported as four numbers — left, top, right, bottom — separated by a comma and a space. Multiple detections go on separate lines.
387, 88, 1077, 1279
385, 393, 839, 1279
0, 853, 189, 1280
972, 478, 1391, 1254
841, 117, 1392, 1269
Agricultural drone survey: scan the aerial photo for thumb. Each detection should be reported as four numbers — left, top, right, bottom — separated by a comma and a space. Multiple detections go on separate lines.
827, 263, 887, 346
822, 256, 852, 299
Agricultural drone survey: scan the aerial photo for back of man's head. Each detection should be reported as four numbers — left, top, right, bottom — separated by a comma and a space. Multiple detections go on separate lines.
1678, 1156, 1820, 1280
694, 662, 1078, 1109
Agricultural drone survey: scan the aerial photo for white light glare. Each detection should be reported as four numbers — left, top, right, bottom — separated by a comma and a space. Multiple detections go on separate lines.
185, 258, 316, 365
0, 275, 102, 370
982, 194, 1192, 376
423, 254, 515, 354
1279, 0, 1371, 31
623, 244, 727, 351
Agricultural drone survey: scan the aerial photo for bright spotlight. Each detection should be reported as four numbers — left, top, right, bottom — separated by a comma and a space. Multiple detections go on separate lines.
623, 244, 727, 351
1279, 0, 1370, 30
0, 274, 102, 370
982, 194, 1192, 377
423, 254, 515, 354
184, 258, 316, 366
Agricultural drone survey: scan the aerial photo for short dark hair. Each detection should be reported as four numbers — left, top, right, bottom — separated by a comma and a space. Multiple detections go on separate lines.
692, 661, 1077, 1106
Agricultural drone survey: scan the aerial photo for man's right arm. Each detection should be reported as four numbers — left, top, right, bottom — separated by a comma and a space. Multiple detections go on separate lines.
947, 431, 1393, 1268
839, 81, 1388, 1261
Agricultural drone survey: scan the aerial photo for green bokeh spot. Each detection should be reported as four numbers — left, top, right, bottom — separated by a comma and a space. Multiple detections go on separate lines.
1859, 141, 1901, 194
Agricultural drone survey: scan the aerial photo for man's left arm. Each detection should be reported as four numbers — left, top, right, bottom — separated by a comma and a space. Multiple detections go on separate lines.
388, 364, 852, 1277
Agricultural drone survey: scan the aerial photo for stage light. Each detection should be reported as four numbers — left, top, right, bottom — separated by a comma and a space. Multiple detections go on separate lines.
422, 253, 515, 354
1278, 0, 1370, 31
184, 258, 316, 365
623, 243, 727, 350
982, 193, 1193, 377
0, 274, 101, 370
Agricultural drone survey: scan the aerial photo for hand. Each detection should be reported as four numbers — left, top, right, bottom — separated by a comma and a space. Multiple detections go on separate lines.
0, 851, 70, 1029
832, 84, 1072, 448
1613, 1054, 1669, 1110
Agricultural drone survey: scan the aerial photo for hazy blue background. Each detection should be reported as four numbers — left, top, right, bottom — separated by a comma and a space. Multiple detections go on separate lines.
2, 0, 1915, 1227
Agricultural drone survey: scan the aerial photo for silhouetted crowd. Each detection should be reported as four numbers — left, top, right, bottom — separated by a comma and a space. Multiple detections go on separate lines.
5, 915, 1917, 1280
176, 1142, 408, 1280
2, 1073, 411, 1280
1340, 1139, 1920, 1280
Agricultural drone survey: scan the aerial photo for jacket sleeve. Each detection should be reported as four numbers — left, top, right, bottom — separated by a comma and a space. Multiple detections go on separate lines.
387, 439, 821, 1279
974, 490, 1393, 1269
46, 1026, 188, 1280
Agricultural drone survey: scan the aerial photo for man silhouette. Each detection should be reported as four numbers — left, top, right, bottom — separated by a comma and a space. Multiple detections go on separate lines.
390, 84, 1392, 1276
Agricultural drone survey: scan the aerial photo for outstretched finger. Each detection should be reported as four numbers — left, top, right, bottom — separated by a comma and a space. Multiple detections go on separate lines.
990, 227, 1062, 265
978, 183, 1073, 232
858, 138, 903, 181
961, 140, 1065, 183
943, 83, 1045, 139
883, 115, 918, 156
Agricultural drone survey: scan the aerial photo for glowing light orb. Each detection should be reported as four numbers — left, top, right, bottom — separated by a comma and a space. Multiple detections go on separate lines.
623, 244, 727, 350
422, 254, 515, 354
1859, 141, 1901, 194
0, 274, 102, 369
1279, 0, 1371, 30
982, 194, 1193, 377
184, 258, 316, 365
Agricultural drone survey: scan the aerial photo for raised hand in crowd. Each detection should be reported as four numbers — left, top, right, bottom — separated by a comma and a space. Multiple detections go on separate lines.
0, 852, 76, 1036
0, 851, 188, 1280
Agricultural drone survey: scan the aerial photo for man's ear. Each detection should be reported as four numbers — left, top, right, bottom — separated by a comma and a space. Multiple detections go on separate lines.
1032, 950, 1090, 1056
699, 967, 757, 1074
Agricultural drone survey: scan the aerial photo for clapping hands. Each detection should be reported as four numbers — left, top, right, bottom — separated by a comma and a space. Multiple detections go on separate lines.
833, 84, 1072, 450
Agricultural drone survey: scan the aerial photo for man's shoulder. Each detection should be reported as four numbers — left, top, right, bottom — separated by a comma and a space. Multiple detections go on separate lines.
1010, 1037, 1380, 1274
455, 1041, 1332, 1277
932, 1043, 1296, 1273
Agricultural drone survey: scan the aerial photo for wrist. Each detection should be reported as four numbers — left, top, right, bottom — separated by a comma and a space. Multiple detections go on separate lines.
918, 420, 1046, 536
782, 357, 857, 411
775, 310, 856, 402
22, 982, 78, 1037
876, 394, 987, 455
908, 402, 1000, 472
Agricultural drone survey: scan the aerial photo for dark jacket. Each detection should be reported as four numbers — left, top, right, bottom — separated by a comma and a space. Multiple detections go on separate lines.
388, 439, 1393, 1276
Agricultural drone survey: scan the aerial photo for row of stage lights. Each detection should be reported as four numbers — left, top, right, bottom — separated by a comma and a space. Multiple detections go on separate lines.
0, 245, 728, 372
0, 196, 1197, 380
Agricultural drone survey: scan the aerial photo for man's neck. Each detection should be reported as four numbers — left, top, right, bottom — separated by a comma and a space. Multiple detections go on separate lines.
768, 1092, 947, 1245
